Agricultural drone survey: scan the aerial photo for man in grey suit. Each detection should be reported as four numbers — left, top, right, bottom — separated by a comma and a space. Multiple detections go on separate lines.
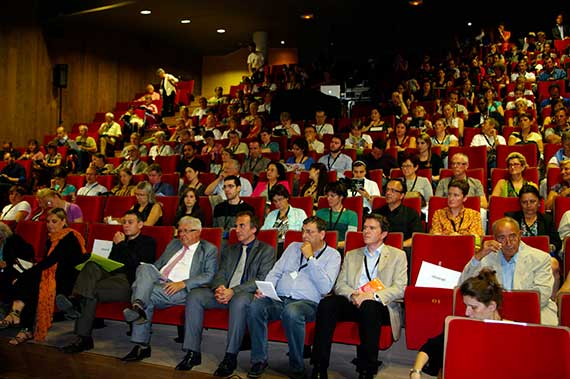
176, 211, 275, 376
120, 216, 218, 362
460, 217, 558, 326
310, 214, 407, 379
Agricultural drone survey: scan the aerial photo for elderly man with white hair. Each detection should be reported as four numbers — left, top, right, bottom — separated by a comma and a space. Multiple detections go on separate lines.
98, 112, 122, 157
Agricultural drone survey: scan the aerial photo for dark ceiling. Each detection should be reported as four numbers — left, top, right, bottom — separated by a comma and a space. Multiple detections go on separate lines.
29, 0, 568, 58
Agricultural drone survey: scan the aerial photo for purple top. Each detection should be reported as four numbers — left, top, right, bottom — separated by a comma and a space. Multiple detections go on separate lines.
66, 202, 83, 223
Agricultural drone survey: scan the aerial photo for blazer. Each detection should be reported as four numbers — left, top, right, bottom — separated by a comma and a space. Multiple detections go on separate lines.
460, 241, 558, 326
552, 24, 570, 40
154, 239, 218, 291
211, 239, 275, 295
334, 244, 408, 340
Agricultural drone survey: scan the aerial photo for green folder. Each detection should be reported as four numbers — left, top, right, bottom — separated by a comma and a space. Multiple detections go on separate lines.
75, 254, 124, 272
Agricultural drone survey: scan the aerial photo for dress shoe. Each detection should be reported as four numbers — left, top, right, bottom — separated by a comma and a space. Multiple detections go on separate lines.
123, 304, 147, 324
213, 353, 237, 376
61, 335, 94, 354
175, 350, 202, 371
310, 368, 328, 379
247, 361, 268, 378
121, 345, 151, 362
56, 294, 82, 320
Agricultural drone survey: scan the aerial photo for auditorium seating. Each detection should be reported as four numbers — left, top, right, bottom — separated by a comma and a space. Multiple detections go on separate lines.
443, 317, 570, 379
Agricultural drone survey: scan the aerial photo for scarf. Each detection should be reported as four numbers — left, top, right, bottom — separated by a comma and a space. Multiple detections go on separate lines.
34, 228, 87, 342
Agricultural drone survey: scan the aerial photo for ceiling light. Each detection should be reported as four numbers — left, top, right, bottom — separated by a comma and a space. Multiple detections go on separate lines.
408, 0, 423, 5
300, 14, 314, 20
467, 22, 472, 26
280, 40, 285, 45
216, 28, 226, 34
180, 19, 191, 24
140, 9, 151, 15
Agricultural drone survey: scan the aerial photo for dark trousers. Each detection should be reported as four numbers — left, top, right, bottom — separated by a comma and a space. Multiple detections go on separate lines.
12, 268, 41, 330
72, 262, 130, 337
162, 92, 176, 117
311, 295, 390, 374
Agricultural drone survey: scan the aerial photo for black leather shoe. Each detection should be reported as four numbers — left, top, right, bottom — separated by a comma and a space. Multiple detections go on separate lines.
121, 345, 151, 362
247, 361, 268, 378
175, 350, 202, 371
213, 353, 237, 376
310, 368, 328, 379
123, 304, 147, 325
61, 336, 94, 354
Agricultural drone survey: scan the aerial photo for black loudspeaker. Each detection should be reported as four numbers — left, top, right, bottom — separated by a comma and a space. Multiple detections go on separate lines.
53, 64, 68, 88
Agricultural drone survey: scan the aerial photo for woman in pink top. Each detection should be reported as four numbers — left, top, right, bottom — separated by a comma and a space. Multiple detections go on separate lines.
252, 161, 291, 204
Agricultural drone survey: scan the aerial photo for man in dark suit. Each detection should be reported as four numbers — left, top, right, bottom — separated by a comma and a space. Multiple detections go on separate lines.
310, 214, 407, 379
176, 211, 275, 376
147, 163, 175, 197
120, 216, 218, 362
552, 13, 570, 40
58, 210, 156, 353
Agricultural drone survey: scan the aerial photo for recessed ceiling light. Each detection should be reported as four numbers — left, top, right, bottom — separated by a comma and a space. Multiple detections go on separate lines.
408, 0, 423, 5
180, 19, 191, 24
467, 22, 472, 26
216, 28, 226, 34
300, 13, 314, 20
280, 40, 285, 45
140, 9, 151, 15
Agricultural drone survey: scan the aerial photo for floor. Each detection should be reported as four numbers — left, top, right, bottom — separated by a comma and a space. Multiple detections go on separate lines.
1, 318, 426, 378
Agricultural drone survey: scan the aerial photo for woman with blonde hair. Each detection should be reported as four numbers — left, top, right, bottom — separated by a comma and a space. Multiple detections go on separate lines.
130, 181, 163, 226
491, 152, 537, 198
0, 208, 88, 344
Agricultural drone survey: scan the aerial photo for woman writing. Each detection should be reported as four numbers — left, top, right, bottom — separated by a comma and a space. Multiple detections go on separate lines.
410, 269, 503, 378
285, 139, 314, 171
491, 152, 536, 198
0, 208, 88, 344
174, 187, 205, 226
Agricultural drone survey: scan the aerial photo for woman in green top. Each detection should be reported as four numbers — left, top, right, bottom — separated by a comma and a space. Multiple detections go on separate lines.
490, 152, 536, 198
315, 181, 358, 249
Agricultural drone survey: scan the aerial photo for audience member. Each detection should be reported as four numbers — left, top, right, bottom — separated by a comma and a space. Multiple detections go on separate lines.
175, 187, 205, 226
98, 113, 122, 157
77, 167, 108, 196
0, 185, 31, 222
261, 184, 308, 243
315, 182, 358, 248
156, 68, 178, 117
318, 135, 353, 178
111, 168, 136, 196
146, 163, 175, 197
206, 159, 253, 200
346, 160, 380, 214
212, 176, 255, 239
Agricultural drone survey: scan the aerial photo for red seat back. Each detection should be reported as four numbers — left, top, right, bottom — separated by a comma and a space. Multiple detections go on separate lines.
200, 227, 223, 254
496, 144, 538, 169
141, 225, 174, 259
158, 196, 179, 226
76, 196, 106, 223
103, 196, 137, 219
15, 221, 47, 262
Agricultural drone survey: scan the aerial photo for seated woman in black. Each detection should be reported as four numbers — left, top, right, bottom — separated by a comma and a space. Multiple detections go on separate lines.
131, 181, 163, 226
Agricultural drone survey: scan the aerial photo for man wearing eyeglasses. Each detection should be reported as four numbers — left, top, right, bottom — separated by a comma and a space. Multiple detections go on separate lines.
460, 217, 558, 326
435, 153, 488, 233
372, 179, 422, 248
246, 216, 341, 379
119, 216, 218, 362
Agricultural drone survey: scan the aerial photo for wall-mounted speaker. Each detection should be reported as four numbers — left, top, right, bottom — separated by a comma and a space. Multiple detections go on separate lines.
53, 64, 68, 88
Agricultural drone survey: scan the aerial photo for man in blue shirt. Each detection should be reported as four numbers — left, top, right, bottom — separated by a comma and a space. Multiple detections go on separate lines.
246, 216, 341, 379
317, 135, 353, 178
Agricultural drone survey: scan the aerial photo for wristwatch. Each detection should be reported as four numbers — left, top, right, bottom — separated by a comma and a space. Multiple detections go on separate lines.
308, 255, 315, 261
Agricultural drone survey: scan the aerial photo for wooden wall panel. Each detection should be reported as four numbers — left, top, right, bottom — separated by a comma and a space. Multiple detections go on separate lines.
0, 23, 202, 147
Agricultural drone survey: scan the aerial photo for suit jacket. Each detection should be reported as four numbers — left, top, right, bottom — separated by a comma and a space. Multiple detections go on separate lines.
113, 159, 148, 175
334, 244, 408, 340
211, 239, 275, 295
460, 241, 557, 325
109, 234, 156, 284
154, 239, 218, 291
552, 24, 570, 40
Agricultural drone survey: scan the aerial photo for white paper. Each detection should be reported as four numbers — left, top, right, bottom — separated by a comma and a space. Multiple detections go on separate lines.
415, 261, 461, 289
255, 281, 282, 302
92, 239, 114, 258
13, 258, 34, 273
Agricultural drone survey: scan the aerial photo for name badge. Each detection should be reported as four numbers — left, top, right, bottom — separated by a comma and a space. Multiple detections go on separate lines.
289, 271, 298, 280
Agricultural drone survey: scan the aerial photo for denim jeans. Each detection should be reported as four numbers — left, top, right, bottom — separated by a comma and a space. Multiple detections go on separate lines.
248, 296, 317, 372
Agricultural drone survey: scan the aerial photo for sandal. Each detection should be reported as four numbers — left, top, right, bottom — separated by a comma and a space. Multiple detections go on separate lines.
9, 328, 33, 345
0, 310, 21, 329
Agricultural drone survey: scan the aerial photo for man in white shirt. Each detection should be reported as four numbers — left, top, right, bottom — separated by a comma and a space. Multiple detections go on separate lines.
157, 68, 178, 117
247, 42, 265, 83
192, 97, 210, 120
77, 167, 108, 196
346, 161, 381, 213
318, 135, 353, 178
120, 216, 218, 362
305, 125, 324, 154
204, 159, 253, 199
314, 110, 334, 137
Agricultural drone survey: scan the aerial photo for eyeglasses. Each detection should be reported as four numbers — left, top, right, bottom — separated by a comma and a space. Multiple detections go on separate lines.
385, 187, 403, 194
496, 234, 519, 244
178, 228, 199, 234
450, 162, 467, 167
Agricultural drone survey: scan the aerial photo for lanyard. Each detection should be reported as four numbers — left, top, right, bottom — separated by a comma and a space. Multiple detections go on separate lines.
408, 175, 418, 192
299, 243, 327, 271
364, 253, 381, 281
274, 206, 290, 229
329, 207, 345, 230
448, 209, 465, 233
327, 153, 340, 171
1, 203, 16, 219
